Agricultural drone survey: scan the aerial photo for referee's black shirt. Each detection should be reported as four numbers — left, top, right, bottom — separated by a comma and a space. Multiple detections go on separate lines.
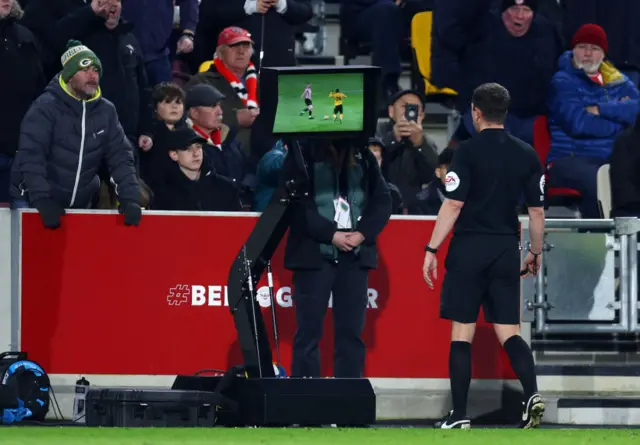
444, 128, 544, 236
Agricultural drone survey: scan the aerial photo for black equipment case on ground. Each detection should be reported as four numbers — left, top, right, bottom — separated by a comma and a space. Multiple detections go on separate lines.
172, 374, 377, 427
85, 389, 219, 427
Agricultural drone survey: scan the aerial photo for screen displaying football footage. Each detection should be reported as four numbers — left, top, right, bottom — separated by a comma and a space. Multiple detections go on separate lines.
273, 73, 364, 133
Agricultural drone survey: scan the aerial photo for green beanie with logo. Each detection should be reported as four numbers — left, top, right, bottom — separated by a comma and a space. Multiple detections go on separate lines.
60, 40, 102, 82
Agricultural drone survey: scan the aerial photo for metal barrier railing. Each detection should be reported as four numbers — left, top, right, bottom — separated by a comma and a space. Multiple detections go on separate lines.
522, 218, 640, 334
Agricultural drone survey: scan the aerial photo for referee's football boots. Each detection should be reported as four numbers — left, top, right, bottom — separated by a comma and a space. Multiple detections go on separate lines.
434, 410, 471, 429
519, 393, 545, 428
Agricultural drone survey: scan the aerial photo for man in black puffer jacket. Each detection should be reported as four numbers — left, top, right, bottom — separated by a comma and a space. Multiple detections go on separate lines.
10, 40, 141, 229
21, 0, 152, 152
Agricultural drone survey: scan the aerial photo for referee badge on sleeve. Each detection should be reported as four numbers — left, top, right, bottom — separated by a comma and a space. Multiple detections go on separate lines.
539, 175, 546, 201
444, 171, 460, 192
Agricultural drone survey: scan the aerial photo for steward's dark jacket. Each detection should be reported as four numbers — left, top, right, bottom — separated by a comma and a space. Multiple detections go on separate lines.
284, 144, 392, 270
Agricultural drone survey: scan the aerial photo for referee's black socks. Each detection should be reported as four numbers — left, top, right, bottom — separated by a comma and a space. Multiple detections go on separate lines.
449, 341, 472, 419
503, 335, 538, 399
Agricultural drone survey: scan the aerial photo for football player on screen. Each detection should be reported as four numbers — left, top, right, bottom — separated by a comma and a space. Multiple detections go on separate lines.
299, 82, 314, 119
329, 89, 347, 123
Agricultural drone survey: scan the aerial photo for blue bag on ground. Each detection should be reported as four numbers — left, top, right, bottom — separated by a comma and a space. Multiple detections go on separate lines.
0, 352, 50, 424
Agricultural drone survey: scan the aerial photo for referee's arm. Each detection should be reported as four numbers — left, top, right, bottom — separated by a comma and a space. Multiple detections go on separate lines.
518, 157, 547, 276
425, 151, 470, 251
523, 165, 546, 256
427, 198, 464, 249
527, 207, 545, 256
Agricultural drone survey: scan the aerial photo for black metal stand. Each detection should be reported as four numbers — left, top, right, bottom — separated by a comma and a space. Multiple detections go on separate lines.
226, 140, 309, 378
172, 139, 377, 427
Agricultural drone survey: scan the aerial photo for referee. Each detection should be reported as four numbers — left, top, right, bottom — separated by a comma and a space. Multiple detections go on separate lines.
422, 83, 546, 429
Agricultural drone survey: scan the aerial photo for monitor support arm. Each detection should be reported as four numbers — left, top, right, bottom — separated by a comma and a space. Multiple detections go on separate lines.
227, 140, 309, 378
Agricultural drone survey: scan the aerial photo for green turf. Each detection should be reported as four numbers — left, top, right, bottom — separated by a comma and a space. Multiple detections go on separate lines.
2, 428, 639, 445
274, 73, 364, 133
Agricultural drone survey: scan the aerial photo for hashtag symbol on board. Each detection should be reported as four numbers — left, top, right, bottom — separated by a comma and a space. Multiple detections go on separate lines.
167, 285, 190, 306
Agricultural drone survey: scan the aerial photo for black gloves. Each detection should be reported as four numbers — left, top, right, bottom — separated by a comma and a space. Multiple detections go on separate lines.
33, 199, 66, 229
31, 199, 141, 228
119, 201, 142, 227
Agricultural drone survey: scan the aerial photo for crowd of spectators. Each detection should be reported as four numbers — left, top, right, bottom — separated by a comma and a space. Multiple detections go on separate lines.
0, 0, 313, 223
1, 0, 640, 223
430, 0, 640, 220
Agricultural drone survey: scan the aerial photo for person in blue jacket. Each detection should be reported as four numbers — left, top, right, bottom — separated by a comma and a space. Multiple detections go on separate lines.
547, 24, 639, 218
252, 139, 288, 212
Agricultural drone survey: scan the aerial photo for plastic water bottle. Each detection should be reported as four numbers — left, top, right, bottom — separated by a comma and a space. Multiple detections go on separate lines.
72, 377, 90, 423
272, 363, 287, 378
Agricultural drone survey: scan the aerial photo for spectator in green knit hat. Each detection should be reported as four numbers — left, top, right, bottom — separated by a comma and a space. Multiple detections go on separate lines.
60, 39, 103, 100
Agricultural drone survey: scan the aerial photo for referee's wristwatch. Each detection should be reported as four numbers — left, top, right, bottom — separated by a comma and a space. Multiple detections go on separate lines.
424, 244, 437, 254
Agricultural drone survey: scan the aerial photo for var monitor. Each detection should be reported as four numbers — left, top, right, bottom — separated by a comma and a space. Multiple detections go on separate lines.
259, 66, 381, 139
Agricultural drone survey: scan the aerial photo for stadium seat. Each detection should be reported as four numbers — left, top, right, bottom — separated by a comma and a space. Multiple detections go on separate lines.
339, 34, 371, 65
596, 163, 611, 218
410, 11, 457, 106
532, 116, 582, 211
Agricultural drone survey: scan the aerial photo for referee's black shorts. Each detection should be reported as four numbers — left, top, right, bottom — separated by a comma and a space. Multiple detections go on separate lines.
440, 234, 521, 325
333, 104, 343, 114
305, 98, 312, 106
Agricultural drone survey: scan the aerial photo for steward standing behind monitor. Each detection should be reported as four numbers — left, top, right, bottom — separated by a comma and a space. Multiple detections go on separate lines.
283, 138, 391, 378
421, 83, 546, 429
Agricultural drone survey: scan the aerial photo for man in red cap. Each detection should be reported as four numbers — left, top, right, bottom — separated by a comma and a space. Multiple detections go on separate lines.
193, 0, 311, 160
186, 26, 259, 158
547, 24, 639, 218
193, 0, 312, 69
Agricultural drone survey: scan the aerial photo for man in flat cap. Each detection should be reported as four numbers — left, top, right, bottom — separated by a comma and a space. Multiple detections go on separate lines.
186, 26, 260, 157
185, 83, 257, 208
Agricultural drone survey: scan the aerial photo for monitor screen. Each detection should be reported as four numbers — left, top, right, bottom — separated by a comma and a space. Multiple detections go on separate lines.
273, 72, 365, 134
259, 65, 381, 139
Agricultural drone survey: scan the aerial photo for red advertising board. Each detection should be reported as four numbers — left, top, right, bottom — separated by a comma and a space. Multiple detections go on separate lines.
20, 212, 515, 379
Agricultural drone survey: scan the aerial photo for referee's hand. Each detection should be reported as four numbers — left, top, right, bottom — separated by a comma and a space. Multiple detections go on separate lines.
423, 252, 438, 289
521, 252, 542, 277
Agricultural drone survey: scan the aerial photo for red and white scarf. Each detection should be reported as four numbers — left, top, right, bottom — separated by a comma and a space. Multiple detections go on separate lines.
213, 56, 259, 109
588, 71, 604, 86
192, 123, 222, 149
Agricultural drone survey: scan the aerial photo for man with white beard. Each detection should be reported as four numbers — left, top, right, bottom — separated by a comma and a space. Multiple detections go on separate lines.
547, 24, 639, 218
